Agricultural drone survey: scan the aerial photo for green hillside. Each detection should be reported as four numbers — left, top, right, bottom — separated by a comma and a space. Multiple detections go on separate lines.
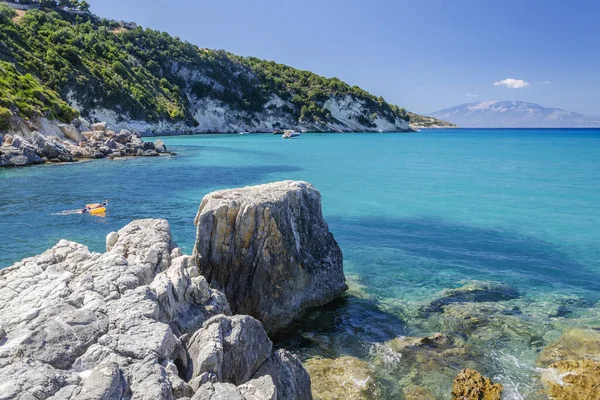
0, 3, 454, 132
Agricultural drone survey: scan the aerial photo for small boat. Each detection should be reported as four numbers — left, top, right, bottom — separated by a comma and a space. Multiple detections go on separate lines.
239, 131, 249, 135
89, 207, 106, 215
282, 130, 300, 139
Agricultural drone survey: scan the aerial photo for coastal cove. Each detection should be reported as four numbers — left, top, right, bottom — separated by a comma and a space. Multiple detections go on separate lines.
2, 128, 600, 398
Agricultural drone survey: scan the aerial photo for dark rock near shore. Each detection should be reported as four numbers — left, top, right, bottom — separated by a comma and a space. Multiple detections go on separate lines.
423, 281, 519, 314
193, 180, 347, 333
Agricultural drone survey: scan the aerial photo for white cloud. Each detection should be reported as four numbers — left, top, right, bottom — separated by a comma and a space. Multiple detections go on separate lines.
466, 93, 479, 97
493, 78, 530, 89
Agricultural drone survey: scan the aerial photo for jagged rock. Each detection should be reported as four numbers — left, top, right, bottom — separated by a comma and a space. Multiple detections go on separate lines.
92, 122, 107, 132
194, 181, 347, 332
304, 356, 375, 400
74, 117, 92, 132
71, 363, 126, 400
104, 138, 118, 149
192, 382, 245, 400
59, 123, 86, 143
3, 133, 13, 145
0, 219, 231, 398
540, 359, 600, 399
537, 328, 600, 367
186, 314, 272, 385
154, 138, 167, 153
451, 369, 503, 400
0, 144, 44, 166
29, 132, 73, 162
423, 281, 519, 313
238, 375, 277, 400
252, 350, 312, 400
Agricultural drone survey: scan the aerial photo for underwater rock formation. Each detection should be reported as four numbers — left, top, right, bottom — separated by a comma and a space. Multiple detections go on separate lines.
304, 356, 379, 400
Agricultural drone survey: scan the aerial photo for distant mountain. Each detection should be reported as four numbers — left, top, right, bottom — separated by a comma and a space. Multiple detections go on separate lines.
431, 101, 600, 128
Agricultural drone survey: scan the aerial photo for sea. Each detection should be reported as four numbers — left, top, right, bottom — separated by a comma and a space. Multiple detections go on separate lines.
1, 128, 599, 399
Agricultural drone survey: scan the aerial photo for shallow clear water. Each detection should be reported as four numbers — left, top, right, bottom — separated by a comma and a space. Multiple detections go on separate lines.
1, 129, 599, 398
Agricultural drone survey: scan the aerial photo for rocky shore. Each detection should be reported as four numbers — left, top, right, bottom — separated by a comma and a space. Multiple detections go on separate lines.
0, 119, 169, 167
0, 181, 346, 399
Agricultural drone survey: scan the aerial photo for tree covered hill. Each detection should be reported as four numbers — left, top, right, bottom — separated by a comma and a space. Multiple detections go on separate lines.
0, 4, 453, 133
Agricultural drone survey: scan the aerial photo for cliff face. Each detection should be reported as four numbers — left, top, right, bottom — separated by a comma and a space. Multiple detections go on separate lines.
88, 94, 412, 135
0, 5, 453, 135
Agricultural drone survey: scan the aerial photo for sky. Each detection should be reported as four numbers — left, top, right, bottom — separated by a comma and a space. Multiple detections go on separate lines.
91, 0, 600, 115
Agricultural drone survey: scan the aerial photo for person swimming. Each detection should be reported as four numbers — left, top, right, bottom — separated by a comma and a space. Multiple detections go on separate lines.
69, 200, 108, 214
86, 200, 108, 210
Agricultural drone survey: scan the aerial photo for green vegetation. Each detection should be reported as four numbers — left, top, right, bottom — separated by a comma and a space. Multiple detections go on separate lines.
3, 0, 90, 12
0, 3, 453, 131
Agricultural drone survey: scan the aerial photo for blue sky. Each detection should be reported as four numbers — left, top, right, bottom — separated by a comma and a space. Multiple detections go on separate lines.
91, 0, 599, 115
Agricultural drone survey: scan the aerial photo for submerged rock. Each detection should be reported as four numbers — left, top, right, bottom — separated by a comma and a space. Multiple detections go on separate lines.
304, 356, 379, 400
0, 218, 312, 399
451, 369, 503, 400
537, 328, 600, 367
423, 281, 519, 313
194, 180, 347, 333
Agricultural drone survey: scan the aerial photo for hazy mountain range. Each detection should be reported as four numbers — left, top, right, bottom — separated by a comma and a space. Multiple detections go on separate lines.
430, 101, 600, 128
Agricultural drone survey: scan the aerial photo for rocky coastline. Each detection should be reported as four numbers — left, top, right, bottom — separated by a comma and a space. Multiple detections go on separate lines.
0, 181, 346, 399
0, 118, 170, 167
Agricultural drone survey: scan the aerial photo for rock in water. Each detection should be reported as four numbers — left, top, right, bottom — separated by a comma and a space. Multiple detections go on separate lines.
193, 181, 347, 333
540, 360, 600, 399
451, 369, 503, 400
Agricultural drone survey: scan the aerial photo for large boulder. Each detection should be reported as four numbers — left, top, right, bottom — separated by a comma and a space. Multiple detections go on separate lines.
186, 314, 272, 386
252, 350, 312, 400
29, 131, 73, 162
59, 123, 86, 143
0, 135, 44, 166
193, 181, 347, 332
154, 139, 167, 153
92, 121, 107, 132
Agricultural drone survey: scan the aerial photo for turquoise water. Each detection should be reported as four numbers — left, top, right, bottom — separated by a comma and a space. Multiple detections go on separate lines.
1, 129, 600, 398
